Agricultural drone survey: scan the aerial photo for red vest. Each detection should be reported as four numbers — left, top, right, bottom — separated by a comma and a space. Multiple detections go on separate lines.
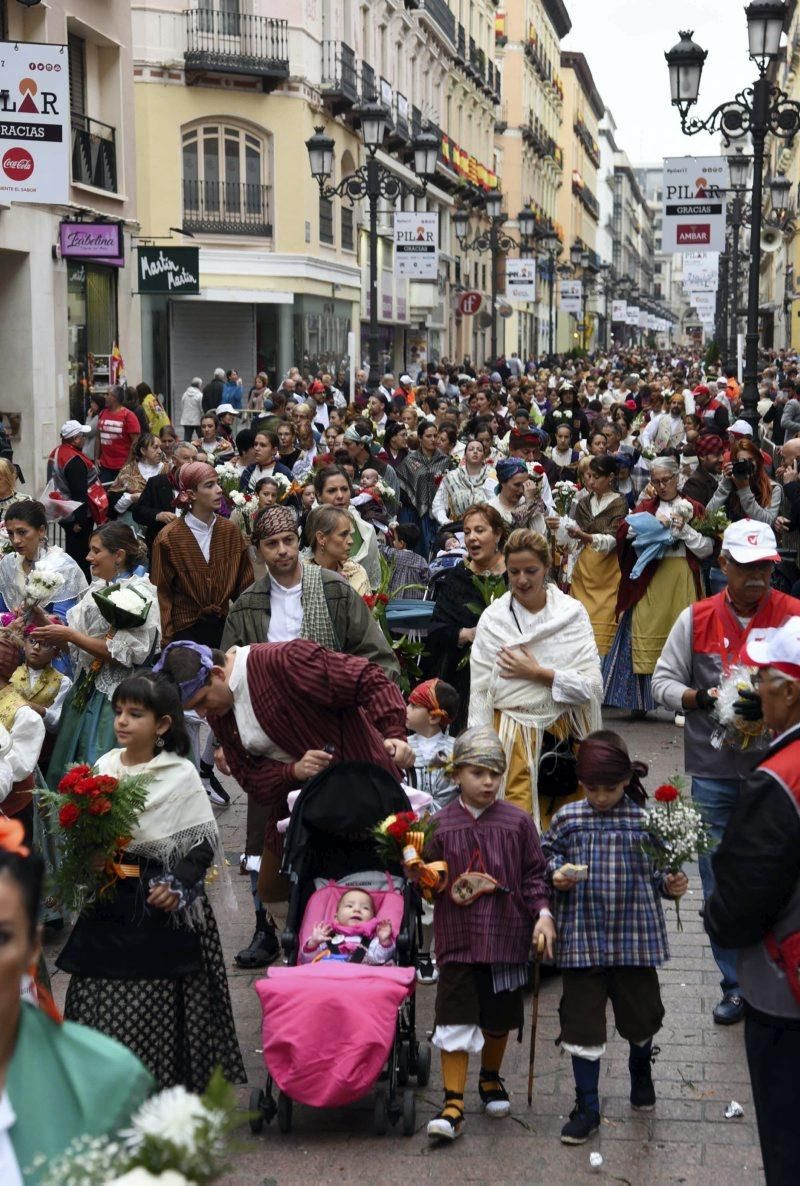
692, 588, 800, 671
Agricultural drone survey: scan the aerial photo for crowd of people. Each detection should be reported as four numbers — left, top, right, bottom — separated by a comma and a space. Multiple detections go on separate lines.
2, 344, 800, 1183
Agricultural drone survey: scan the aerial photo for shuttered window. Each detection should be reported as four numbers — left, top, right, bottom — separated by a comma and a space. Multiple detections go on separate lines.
68, 34, 86, 116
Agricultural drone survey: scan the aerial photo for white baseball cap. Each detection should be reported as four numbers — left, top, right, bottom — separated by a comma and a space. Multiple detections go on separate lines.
399, 374, 413, 385
60, 419, 91, 439
215, 403, 237, 416
729, 419, 754, 437
742, 616, 800, 679
721, 518, 781, 565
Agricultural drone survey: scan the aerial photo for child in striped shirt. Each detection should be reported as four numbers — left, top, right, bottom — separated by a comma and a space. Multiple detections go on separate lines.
541, 730, 688, 1145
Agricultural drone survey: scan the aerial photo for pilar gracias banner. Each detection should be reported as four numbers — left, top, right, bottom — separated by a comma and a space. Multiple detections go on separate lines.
394, 211, 438, 280
662, 156, 729, 253
0, 41, 69, 204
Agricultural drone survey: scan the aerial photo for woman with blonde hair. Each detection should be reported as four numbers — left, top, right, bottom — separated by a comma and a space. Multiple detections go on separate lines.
305, 504, 370, 596
469, 528, 602, 830
0, 457, 23, 520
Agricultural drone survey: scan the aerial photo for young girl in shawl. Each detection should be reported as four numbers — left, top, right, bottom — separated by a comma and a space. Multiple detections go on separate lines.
56, 674, 245, 1092
415, 725, 555, 1143
541, 731, 688, 1145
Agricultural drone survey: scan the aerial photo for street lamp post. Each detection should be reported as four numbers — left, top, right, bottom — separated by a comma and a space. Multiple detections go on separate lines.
665, 4, 800, 437
306, 108, 440, 391
454, 196, 536, 366
535, 232, 562, 357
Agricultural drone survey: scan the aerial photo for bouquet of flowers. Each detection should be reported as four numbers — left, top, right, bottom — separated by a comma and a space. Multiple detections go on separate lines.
38, 763, 152, 913
375, 477, 398, 510
35, 1069, 238, 1186
710, 663, 770, 751
373, 810, 447, 898
641, 778, 716, 930
214, 461, 241, 499
92, 583, 152, 631
272, 472, 292, 503
667, 498, 695, 533
690, 507, 730, 538
552, 479, 579, 518
227, 489, 258, 537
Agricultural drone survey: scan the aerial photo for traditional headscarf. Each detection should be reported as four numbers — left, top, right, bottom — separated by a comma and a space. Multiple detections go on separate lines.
447, 725, 507, 775
175, 460, 216, 508
495, 457, 528, 489
152, 640, 215, 705
343, 424, 374, 447
576, 736, 648, 805
694, 433, 725, 458
251, 503, 298, 545
408, 678, 454, 725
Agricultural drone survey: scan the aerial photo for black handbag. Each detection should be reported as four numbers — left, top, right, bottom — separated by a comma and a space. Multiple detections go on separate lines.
537, 731, 578, 812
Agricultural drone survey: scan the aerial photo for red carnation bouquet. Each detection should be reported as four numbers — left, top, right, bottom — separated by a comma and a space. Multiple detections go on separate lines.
373, 810, 447, 898
641, 777, 715, 931
39, 764, 152, 913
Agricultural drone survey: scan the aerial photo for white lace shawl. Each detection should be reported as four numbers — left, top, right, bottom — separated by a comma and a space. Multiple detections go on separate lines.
0, 544, 88, 611
468, 586, 603, 827
66, 574, 161, 696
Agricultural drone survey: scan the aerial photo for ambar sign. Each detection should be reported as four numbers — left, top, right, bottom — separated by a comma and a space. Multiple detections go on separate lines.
677, 224, 712, 246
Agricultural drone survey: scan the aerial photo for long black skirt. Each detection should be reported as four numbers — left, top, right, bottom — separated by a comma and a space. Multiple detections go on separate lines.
64, 898, 246, 1092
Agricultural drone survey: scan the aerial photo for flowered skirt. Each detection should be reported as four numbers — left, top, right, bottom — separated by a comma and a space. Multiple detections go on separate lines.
63, 898, 246, 1093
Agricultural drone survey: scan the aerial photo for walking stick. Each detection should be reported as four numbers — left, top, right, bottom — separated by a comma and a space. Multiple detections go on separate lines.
527, 933, 546, 1107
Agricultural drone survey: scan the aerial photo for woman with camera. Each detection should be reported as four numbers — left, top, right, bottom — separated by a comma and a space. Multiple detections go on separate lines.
705, 438, 781, 525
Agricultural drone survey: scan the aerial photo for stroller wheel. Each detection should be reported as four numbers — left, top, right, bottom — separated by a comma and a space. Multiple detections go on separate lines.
374, 1088, 389, 1136
415, 1041, 431, 1087
248, 1088, 264, 1134
277, 1091, 293, 1134
402, 1089, 416, 1137
397, 1041, 410, 1086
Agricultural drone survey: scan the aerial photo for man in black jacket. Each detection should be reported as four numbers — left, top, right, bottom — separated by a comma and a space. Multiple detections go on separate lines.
705, 618, 800, 1186
202, 367, 226, 414
47, 419, 96, 576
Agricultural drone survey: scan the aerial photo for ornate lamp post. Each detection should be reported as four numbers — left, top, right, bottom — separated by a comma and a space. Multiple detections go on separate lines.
453, 193, 536, 366
306, 108, 440, 390
665, 3, 800, 436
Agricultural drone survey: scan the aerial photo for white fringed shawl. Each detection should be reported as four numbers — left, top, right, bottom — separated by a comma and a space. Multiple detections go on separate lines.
468, 586, 603, 828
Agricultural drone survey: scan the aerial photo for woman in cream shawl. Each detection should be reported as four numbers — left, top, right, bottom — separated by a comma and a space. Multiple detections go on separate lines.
469, 528, 602, 831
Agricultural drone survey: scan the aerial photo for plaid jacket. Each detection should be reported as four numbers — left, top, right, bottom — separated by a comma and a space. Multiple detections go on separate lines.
541, 799, 672, 969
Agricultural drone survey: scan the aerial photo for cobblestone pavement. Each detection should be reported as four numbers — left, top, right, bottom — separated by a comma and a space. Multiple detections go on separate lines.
44, 711, 765, 1186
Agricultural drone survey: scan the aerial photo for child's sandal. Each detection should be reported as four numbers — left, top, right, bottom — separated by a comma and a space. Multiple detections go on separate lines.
479, 1071, 511, 1118
426, 1092, 464, 1141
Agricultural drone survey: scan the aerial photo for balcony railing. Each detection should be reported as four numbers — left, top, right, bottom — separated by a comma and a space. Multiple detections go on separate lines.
456, 23, 466, 63
182, 179, 272, 236
185, 10, 289, 90
321, 40, 358, 111
361, 60, 378, 101
418, 0, 456, 45
71, 114, 117, 193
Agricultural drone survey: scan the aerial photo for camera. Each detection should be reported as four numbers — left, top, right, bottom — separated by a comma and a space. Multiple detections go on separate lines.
732, 460, 755, 479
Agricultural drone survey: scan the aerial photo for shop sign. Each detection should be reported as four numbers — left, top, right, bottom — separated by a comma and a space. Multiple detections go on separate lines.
506, 258, 536, 301
0, 41, 69, 204
626, 304, 640, 326
611, 300, 627, 321
60, 221, 124, 267
457, 290, 482, 316
137, 246, 200, 294
394, 211, 438, 280
559, 279, 582, 315
682, 251, 719, 292
662, 157, 728, 253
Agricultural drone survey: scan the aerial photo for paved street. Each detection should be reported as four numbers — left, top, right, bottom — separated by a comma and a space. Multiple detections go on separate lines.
44, 711, 765, 1186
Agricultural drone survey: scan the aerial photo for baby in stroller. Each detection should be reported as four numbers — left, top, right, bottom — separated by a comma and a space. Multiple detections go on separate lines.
301, 888, 396, 965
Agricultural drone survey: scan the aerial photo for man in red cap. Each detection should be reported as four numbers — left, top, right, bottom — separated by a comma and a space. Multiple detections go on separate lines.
706, 615, 800, 1185
653, 521, 800, 1026
682, 434, 725, 507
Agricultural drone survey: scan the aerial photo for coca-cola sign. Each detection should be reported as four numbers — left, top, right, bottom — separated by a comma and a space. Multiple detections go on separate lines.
2, 147, 33, 179
59, 221, 124, 268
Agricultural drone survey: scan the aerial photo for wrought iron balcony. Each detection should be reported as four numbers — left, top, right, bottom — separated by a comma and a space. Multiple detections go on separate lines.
185, 10, 289, 91
361, 60, 378, 102
418, 0, 456, 46
71, 114, 117, 193
388, 91, 410, 148
182, 179, 272, 236
321, 40, 358, 112
456, 24, 466, 64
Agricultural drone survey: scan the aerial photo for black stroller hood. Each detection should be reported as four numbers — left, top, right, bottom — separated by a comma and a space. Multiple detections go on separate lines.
281, 761, 411, 883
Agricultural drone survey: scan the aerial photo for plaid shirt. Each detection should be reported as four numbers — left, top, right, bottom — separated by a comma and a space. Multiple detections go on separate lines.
541, 799, 671, 969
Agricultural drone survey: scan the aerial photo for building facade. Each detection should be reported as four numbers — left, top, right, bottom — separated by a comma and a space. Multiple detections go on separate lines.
0, 0, 138, 489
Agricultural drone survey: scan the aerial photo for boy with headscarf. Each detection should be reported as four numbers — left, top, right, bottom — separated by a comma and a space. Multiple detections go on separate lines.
416, 725, 554, 1143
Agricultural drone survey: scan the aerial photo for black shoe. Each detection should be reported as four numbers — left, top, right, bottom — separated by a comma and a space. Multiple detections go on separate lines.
713, 991, 745, 1025
202, 771, 230, 807
629, 1044, 659, 1111
478, 1071, 511, 1118
235, 922, 280, 969
560, 1094, 600, 1145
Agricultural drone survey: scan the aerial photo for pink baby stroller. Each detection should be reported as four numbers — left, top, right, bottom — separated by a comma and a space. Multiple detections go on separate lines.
250, 762, 431, 1137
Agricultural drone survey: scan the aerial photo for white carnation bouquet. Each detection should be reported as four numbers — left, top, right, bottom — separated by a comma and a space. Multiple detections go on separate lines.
710, 663, 770, 751
642, 777, 716, 930
551, 479, 580, 547
34, 1071, 237, 1186
23, 569, 65, 609
92, 583, 152, 630
228, 489, 258, 536
375, 477, 398, 509
272, 472, 292, 502
214, 461, 241, 499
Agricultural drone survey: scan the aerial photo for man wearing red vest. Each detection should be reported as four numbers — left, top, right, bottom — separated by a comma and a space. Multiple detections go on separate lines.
705, 618, 800, 1186
652, 520, 800, 1025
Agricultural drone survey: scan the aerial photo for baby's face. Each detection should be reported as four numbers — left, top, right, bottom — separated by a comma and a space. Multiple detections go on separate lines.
336, 890, 375, 925
360, 469, 379, 489
443, 536, 460, 551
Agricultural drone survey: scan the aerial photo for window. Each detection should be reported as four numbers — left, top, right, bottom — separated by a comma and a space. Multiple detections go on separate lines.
182, 122, 270, 233
68, 34, 86, 116
341, 205, 354, 251
320, 195, 334, 245
199, 0, 241, 36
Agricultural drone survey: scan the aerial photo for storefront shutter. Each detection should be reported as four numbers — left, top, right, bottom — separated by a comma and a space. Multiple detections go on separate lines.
169, 300, 256, 418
